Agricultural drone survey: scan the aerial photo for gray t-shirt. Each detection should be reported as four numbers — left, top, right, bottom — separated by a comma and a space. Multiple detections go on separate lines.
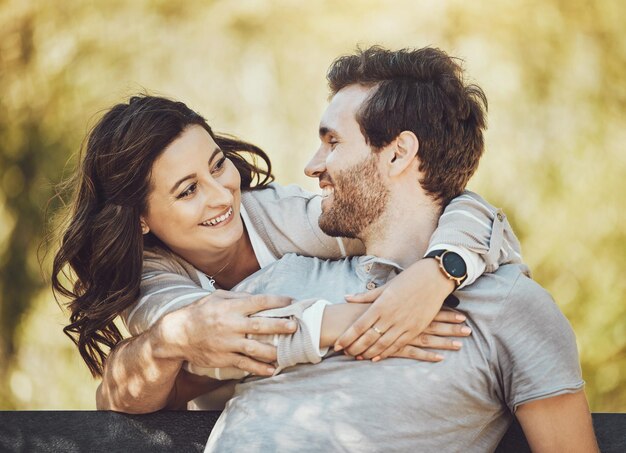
206, 255, 584, 452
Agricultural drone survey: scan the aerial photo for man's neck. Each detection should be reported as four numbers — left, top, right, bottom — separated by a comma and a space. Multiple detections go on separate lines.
360, 192, 440, 269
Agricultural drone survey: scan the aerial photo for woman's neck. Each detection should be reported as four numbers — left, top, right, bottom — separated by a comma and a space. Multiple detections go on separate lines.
212, 227, 260, 290
173, 222, 260, 290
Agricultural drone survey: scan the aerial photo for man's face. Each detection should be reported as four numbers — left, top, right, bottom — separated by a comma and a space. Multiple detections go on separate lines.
305, 85, 389, 238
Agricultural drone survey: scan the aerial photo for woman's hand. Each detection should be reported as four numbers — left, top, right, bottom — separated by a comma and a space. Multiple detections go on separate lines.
156, 290, 297, 376
334, 258, 461, 360
386, 309, 471, 362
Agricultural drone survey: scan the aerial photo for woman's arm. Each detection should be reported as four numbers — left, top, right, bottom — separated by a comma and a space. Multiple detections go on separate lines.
335, 192, 523, 360
98, 291, 296, 413
319, 303, 468, 361
239, 300, 470, 373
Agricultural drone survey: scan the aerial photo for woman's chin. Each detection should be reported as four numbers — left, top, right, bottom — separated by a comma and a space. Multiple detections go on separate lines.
198, 215, 245, 250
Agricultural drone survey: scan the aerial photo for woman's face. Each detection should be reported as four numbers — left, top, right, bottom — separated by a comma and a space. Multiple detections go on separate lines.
141, 124, 244, 264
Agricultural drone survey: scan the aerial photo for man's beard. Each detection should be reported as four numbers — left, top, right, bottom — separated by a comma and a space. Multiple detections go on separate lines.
318, 154, 389, 239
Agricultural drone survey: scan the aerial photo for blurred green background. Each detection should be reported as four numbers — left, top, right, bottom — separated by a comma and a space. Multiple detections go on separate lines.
0, 0, 624, 410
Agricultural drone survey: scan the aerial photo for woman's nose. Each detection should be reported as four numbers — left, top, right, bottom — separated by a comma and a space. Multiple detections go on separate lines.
203, 177, 234, 207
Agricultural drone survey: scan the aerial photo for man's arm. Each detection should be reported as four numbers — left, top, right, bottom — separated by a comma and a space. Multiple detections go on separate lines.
516, 391, 599, 452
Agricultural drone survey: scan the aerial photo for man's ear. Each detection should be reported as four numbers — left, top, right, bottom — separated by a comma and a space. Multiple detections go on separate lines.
389, 131, 419, 177
139, 216, 150, 235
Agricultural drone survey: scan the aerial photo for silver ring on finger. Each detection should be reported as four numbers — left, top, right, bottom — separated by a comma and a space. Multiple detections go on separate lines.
372, 326, 384, 336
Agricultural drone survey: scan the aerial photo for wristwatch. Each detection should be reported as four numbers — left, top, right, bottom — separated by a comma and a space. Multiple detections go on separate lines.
425, 249, 468, 287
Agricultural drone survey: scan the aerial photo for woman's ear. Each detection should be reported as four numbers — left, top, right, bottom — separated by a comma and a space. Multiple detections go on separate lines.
389, 131, 419, 177
139, 217, 150, 235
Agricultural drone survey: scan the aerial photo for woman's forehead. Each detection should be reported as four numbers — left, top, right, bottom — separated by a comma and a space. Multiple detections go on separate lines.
150, 125, 219, 191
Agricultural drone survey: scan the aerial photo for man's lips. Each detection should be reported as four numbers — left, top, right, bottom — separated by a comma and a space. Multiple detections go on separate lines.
199, 207, 234, 227
321, 186, 334, 199
319, 174, 334, 199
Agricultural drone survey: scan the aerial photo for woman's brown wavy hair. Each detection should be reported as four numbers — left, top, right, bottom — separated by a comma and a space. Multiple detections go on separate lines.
51, 95, 274, 377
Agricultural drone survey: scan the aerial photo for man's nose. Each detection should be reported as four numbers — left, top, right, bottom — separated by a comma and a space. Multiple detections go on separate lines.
304, 147, 328, 179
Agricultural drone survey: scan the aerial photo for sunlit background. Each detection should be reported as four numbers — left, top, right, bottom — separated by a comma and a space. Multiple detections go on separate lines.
1, 0, 624, 411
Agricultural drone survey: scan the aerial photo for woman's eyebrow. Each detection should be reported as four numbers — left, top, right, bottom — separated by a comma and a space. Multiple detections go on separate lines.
168, 147, 222, 194
170, 173, 196, 194
209, 147, 222, 162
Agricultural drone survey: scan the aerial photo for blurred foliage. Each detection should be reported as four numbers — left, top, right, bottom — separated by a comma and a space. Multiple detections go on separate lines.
0, 0, 624, 410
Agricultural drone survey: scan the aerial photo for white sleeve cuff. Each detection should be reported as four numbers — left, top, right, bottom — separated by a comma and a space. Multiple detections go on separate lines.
426, 244, 486, 289
301, 299, 332, 356
183, 362, 249, 380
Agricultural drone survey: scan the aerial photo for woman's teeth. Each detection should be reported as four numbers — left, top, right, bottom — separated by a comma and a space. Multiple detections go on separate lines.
201, 208, 233, 226
322, 187, 334, 198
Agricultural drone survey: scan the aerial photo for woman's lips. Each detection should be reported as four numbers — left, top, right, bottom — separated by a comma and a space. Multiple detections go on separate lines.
199, 207, 234, 227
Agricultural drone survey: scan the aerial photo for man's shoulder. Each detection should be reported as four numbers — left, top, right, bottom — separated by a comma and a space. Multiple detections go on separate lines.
459, 263, 565, 328
471, 264, 575, 345
490, 264, 557, 312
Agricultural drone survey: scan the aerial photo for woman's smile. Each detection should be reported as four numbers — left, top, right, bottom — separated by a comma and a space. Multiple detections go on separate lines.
199, 206, 235, 228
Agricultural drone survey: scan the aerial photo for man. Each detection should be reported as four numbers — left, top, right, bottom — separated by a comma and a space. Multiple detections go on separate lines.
204, 47, 598, 451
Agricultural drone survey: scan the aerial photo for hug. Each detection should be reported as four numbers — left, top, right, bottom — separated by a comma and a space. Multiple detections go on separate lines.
52, 46, 598, 451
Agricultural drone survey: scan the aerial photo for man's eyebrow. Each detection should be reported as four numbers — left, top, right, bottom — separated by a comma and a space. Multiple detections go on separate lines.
169, 147, 222, 194
319, 126, 339, 139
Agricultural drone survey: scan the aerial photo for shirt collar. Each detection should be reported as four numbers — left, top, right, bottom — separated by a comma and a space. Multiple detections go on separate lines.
354, 255, 404, 287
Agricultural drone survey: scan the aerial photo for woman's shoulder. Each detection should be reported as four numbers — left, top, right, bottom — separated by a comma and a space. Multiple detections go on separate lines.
242, 182, 318, 205
241, 183, 347, 258
142, 246, 200, 282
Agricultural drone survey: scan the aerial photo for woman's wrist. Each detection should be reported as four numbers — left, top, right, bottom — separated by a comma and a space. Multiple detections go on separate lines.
149, 309, 188, 365
420, 257, 456, 296
320, 304, 370, 348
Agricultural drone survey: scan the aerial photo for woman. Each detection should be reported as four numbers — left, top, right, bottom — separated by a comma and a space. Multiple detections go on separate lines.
52, 95, 521, 412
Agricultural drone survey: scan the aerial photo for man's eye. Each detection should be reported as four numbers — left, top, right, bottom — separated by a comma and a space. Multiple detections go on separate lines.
329, 140, 338, 150
177, 183, 197, 199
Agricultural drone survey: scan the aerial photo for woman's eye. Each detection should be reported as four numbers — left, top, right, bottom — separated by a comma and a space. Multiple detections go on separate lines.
177, 182, 197, 199
211, 156, 227, 173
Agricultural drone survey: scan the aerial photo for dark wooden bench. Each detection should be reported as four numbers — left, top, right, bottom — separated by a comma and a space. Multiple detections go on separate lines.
1, 411, 624, 452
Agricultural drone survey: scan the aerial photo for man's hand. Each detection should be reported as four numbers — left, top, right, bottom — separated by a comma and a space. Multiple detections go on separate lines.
334, 258, 457, 360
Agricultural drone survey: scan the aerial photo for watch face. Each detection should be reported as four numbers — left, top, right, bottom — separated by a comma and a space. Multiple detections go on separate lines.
442, 252, 467, 278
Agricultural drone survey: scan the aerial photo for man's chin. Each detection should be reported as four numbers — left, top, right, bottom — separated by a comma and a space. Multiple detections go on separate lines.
318, 212, 357, 239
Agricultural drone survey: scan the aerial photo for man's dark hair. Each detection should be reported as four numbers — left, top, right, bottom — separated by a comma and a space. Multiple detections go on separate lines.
327, 46, 488, 206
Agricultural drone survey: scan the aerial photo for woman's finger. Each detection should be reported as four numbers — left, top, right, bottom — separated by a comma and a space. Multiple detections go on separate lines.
237, 339, 277, 363
235, 294, 293, 315
411, 334, 463, 351
240, 317, 297, 335
359, 326, 405, 360
433, 310, 467, 324
344, 285, 385, 303
212, 289, 252, 299
391, 345, 444, 363
423, 321, 472, 337
373, 331, 413, 361
227, 353, 275, 376
343, 320, 391, 357
334, 309, 379, 352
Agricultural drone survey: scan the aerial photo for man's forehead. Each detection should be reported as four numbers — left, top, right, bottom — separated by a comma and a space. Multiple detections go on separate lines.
319, 84, 373, 133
